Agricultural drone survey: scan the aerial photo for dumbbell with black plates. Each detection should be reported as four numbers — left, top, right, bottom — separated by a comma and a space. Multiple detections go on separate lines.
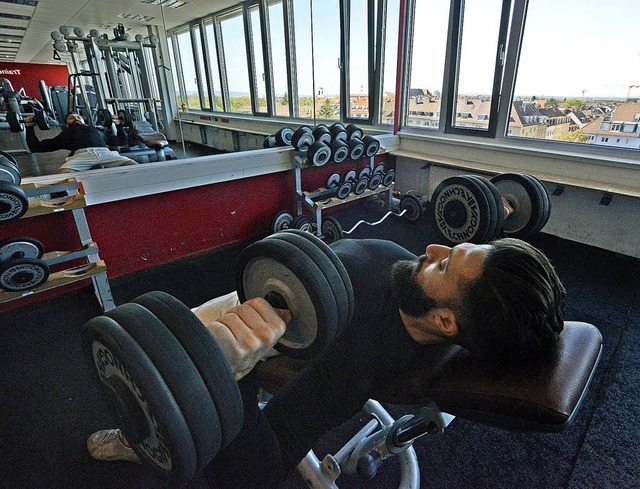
95, 108, 134, 128
431, 173, 552, 244
323, 170, 352, 200
0, 236, 50, 292
263, 127, 294, 148
82, 230, 354, 485
290, 126, 331, 167
0, 152, 29, 224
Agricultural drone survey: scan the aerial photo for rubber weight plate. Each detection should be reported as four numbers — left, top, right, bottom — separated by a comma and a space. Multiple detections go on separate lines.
291, 127, 314, 150
336, 182, 352, 199
82, 315, 197, 484
471, 175, 504, 240
0, 181, 29, 222
373, 164, 385, 176
263, 135, 277, 148
344, 170, 357, 184
7, 111, 24, 133
131, 291, 243, 450
399, 194, 424, 222
518, 174, 547, 236
268, 231, 348, 336
345, 124, 363, 140
307, 141, 331, 166
362, 136, 380, 157
348, 138, 365, 160
34, 109, 50, 130
313, 125, 332, 144
271, 211, 294, 234
382, 169, 395, 187
0, 258, 49, 291
368, 173, 383, 190
280, 229, 353, 324
354, 177, 369, 195
358, 166, 372, 181
106, 304, 222, 476
326, 173, 342, 189
523, 174, 552, 232
0, 237, 44, 262
490, 173, 544, 238
236, 238, 340, 359
465, 175, 501, 243
275, 127, 294, 146
330, 140, 349, 164
431, 176, 492, 244
0, 150, 19, 168
291, 215, 313, 233
320, 217, 344, 245
0, 157, 20, 184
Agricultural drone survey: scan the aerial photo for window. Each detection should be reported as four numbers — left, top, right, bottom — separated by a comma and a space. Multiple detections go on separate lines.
312, 0, 341, 120
346, 0, 370, 120
268, 0, 290, 116
167, 35, 183, 108
292, 0, 314, 119
248, 3, 269, 113
192, 25, 211, 109
203, 18, 224, 111
175, 29, 200, 109
219, 8, 251, 114
380, 0, 400, 124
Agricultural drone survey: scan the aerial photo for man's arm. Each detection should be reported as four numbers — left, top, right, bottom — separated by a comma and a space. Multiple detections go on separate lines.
24, 117, 67, 153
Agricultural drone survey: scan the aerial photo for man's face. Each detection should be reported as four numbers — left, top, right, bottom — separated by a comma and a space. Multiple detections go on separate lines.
392, 243, 491, 318
66, 114, 84, 126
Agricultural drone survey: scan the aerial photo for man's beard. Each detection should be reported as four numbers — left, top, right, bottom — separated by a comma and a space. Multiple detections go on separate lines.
390, 256, 437, 318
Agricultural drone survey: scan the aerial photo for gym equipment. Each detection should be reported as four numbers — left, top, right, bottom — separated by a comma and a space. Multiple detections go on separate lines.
326, 173, 342, 190
330, 123, 348, 142
362, 136, 380, 157
291, 214, 314, 232
0, 237, 50, 292
313, 125, 332, 144
275, 127, 294, 146
329, 140, 349, 164
0, 182, 29, 223
291, 126, 314, 150
236, 231, 354, 359
0, 152, 21, 185
347, 138, 365, 161
432, 173, 552, 244
321, 216, 344, 244
306, 141, 331, 167
399, 193, 426, 222
345, 124, 364, 140
271, 210, 294, 234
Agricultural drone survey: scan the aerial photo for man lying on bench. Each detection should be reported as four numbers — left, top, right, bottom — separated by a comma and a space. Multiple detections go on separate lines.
85, 236, 597, 488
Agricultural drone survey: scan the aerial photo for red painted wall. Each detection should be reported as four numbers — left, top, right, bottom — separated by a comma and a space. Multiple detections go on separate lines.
0, 62, 69, 100
0, 155, 392, 312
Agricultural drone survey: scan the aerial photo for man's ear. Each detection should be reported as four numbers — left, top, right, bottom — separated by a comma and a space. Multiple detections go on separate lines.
432, 308, 459, 338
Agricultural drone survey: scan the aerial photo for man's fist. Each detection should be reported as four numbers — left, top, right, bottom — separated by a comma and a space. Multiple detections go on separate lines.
23, 116, 36, 127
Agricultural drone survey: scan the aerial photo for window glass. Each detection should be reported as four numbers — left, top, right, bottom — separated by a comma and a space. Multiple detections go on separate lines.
269, 0, 290, 116
192, 25, 211, 109
249, 4, 268, 113
175, 29, 200, 109
452, 0, 502, 130
312, 0, 341, 120
381, 0, 400, 124
167, 36, 183, 109
203, 19, 223, 111
347, 0, 369, 119
220, 9, 252, 114
406, 0, 450, 129
509, 0, 640, 151
293, 0, 315, 118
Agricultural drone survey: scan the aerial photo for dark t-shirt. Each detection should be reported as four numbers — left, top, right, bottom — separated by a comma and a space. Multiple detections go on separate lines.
264, 238, 431, 468
26, 123, 108, 155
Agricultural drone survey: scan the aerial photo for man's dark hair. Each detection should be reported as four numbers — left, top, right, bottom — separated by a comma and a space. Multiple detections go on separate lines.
453, 238, 566, 364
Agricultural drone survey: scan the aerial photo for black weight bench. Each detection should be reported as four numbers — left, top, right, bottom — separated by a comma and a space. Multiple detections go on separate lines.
131, 120, 170, 161
256, 321, 602, 486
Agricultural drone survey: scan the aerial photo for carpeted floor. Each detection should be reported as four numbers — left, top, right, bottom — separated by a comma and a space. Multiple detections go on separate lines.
1, 206, 638, 489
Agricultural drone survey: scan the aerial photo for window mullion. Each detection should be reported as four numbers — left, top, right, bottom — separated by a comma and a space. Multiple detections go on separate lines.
213, 18, 230, 112
372, 0, 387, 125
259, 0, 276, 116
243, 4, 260, 114
441, 0, 463, 134
339, 0, 349, 122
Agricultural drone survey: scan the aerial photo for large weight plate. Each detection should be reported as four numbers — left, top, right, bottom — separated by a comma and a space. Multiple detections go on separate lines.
524, 174, 552, 232
0, 150, 19, 168
0, 157, 21, 185
431, 176, 492, 244
308, 141, 331, 167
236, 238, 340, 359
271, 211, 293, 234
491, 173, 544, 238
0, 258, 49, 291
131, 291, 243, 450
471, 175, 504, 240
0, 237, 44, 262
7, 111, 24, 133
96, 109, 113, 127
82, 316, 197, 483
0, 182, 29, 223
268, 231, 348, 337
362, 136, 380, 157
106, 304, 223, 475
275, 127, 294, 146
34, 109, 50, 130
330, 140, 349, 164
466, 175, 500, 243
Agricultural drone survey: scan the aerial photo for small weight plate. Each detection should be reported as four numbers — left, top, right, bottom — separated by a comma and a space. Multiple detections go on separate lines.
336, 182, 353, 199
326, 173, 342, 189
7, 111, 24, 133
330, 140, 349, 164
358, 166, 372, 181
368, 173, 383, 190
344, 170, 357, 184
400, 194, 424, 222
373, 163, 385, 176
34, 109, 50, 130
307, 141, 331, 167
348, 138, 365, 161
320, 216, 344, 245
0, 150, 19, 168
291, 127, 315, 150
431, 176, 492, 244
96, 109, 113, 127
263, 135, 277, 148
271, 211, 294, 234
491, 173, 543, 238
345, 124, 364, 140
0, 237, 45, 263
312, 126, 332, 144
330, 123, 347, 141
0, 258, 49, 291
354, 177, 369, 195
275, 127, 294, 146
0, 182, 29, 223
382, 169, 395, 187
362, 136, 380, 157
291, 214, 313, 233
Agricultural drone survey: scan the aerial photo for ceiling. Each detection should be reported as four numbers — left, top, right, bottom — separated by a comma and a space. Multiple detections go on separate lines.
0, 0, 240, 64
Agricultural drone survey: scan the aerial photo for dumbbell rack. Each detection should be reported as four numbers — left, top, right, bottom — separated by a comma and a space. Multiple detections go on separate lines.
292, 154, 394, 238
0, 178, 115, 311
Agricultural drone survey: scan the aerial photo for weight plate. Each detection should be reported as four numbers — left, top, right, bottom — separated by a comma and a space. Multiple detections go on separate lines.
73, 27, 85, 37
291, 214, 313, 233
106, 304, 222, 473
275, 127, 294, 146
50, 31, 64, 41
358, 166, 372, 181
368, 173, 383, 190
336, 182, 353, 199
373, 163, 385, 176
117, 109, 133, 126
320, 216, 344, 245
330, 140, 349, 164
382, 169, 395, 187
470, 175, 504, 241
291, 127, 315, 150
0, 258, 49, 291
348, 138, 365, 161
491, 173, 544, 238
268, 231, 348, 337
0, 182, 29, 223
263, 135, 277, 148
271, 211, 294, 234
330, 123, 347, 142
431, 176, 492, 244
7, 111, 24, 133
0, 237, 44, 262
307, 141, 331, 167
34, 109, 50, 130
354, 177, 369, 195
0, 158, 20, 185
344, 170, 357, 184
326, 173, 342, 189
132, 292, 243, 450
400, 194, 424, 222
96, 109, 113, 127
362, 136, 380, 157
82, 315, 197, 483
281, 229, 353, 324
345, 124, 364, 140
518, 174, 547, 236
466, 175, 500, 244
312, 125, 332, 144
236, 238, 340, 359
524, 174, 552, 232
0, 150, 18, 168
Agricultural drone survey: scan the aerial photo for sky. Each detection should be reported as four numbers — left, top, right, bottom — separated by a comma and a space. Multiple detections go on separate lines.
172, 0, 640, 101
